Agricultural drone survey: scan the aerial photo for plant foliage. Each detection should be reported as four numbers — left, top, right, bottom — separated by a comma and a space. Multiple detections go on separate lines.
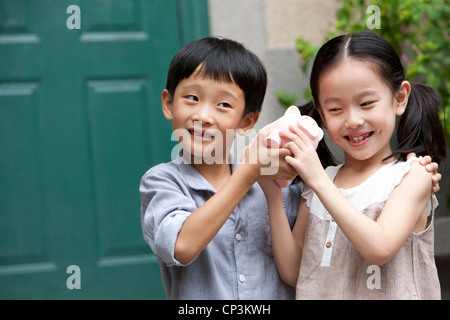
279, 0, 450, 141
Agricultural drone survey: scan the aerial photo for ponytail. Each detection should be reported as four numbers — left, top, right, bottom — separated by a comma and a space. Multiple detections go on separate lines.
392, 82, 446, 164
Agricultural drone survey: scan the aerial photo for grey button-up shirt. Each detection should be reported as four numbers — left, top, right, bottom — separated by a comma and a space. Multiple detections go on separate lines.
140, 154, 300, 300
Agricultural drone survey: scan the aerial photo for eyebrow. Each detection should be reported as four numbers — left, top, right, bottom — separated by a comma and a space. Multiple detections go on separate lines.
322, 96, 342, 106
179, 84, 201, 92
217, 90, 239, 102
180, 84, 239, 101
355, 89, 379, 99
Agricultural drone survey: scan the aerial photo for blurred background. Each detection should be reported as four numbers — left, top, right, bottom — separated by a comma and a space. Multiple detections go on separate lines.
1, 0, 448, 299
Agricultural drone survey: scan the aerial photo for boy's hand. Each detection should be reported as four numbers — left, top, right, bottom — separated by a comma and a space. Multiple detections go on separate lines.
240, 129, 297, 182
407, 153, 441, 193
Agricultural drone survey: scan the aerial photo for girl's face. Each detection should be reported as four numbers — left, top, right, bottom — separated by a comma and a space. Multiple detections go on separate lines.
316, 59, 409, 164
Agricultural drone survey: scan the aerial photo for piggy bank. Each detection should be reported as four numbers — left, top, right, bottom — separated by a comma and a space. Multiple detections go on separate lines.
258, 105, 324, 188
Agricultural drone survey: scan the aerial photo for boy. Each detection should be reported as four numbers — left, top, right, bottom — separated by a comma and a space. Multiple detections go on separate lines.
140, 37, 300, 299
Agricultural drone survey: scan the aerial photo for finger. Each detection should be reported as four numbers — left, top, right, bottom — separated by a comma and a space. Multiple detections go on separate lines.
276, 161, 298, 180
256, 129, 271, 145
284, 141, 302, 159
432, 173, 441, 183
407, 152, 417, 160
425, 163, 438, 174
278, 128, 297, 142
432, 183, 440, 193
289, 124, 314, 148
285, 155, 296, 167
278, 146, 293, 158
279, 126, 307, 150
419, 155, 432, 165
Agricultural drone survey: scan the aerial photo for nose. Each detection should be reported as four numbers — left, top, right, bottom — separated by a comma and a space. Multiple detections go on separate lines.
345, 108, 364, 129
192, 103, 214, 125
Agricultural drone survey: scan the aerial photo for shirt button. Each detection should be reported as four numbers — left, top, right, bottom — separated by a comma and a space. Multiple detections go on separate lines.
326, 241, 332, 248
239, 274, 245, 282
235, 233, 242, 241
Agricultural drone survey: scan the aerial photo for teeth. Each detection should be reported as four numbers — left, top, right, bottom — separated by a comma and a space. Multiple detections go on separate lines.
348, 133, 370, 143
191, 129, 213, 140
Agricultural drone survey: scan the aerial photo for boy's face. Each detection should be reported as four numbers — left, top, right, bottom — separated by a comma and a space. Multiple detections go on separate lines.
162, 67, 258, 163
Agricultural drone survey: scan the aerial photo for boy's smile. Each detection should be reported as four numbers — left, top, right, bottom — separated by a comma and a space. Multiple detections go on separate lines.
162, 67, 258, 164
189, 125, 214, 142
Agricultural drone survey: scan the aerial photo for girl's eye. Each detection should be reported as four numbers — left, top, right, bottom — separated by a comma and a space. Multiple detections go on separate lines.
361, 101, 375, 107
218, 102, 231, 108
186, 95, 198, 102
328, 107, 342, 113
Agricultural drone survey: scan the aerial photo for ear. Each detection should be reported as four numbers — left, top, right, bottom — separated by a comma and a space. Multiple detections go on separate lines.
238, 112, 259, 135
161, 89, 173, 120
396, 81, 411, 116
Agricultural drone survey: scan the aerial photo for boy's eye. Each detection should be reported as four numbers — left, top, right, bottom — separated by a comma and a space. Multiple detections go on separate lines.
186, 95, 198, 102
218, 102, 231, 108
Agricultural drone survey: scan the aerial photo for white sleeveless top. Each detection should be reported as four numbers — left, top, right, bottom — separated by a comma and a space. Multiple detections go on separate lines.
297, 157, 440, 299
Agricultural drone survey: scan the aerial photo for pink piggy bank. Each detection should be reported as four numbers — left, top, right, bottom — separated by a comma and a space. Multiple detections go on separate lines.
260, 105, 324, 188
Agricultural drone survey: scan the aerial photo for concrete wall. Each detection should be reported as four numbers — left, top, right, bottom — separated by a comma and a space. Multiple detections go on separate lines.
207, 0, 342, 159
208, 0, 340, 126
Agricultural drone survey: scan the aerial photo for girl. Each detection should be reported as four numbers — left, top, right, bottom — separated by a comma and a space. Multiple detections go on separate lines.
260, 31, 446, 299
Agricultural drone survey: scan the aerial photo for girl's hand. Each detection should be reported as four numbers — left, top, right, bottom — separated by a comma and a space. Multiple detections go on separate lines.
280, 125, 326, 186
257, 177, 281, 199
241, 129, 296, 183
407, 153, 441, 193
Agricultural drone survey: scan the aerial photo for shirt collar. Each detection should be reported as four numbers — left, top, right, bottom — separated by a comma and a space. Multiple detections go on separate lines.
174, 150, 238, 192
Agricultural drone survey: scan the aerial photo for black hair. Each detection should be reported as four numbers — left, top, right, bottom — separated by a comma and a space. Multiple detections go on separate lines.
165, 37, 267, 116
309, 31, 446, 165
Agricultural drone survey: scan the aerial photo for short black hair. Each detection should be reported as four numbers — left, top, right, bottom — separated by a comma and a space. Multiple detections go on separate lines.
166, 37, 267, 115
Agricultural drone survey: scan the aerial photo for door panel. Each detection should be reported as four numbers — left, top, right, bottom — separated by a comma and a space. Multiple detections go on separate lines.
0, 0, 209, 299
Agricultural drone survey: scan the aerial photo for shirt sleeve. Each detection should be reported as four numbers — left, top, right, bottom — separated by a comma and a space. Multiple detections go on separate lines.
139, 166, 197, 267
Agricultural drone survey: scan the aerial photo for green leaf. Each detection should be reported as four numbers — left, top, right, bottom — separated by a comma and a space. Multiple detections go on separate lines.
276, 91, 298, 109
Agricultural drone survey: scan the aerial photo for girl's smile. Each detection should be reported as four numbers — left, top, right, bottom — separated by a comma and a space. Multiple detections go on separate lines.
317, 59, 407, 164
344, 131, 374, 146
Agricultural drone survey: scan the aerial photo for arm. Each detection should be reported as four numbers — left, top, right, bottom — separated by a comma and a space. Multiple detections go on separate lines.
306, 163, 431, 266
175, 132, 295, 265
258, 179, 308, 286
174, 163, 258, 264
283, 126, 432, 266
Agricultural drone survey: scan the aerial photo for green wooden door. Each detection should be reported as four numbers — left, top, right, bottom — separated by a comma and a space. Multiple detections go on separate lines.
0, 0, 209, 299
